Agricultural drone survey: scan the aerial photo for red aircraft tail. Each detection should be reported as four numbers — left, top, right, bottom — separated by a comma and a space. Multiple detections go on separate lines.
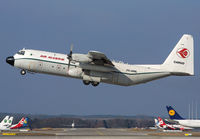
158, 117, 166, 127
10, 117, 25, 129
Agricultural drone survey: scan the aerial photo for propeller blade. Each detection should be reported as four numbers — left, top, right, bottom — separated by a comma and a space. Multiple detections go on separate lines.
68, 43, 74, 59
67, 43, 74, 72
70, 44, 73, 53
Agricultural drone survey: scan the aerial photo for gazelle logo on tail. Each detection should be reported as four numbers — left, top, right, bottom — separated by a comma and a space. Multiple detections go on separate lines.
4, 119, 7, 123
177, 48, 190, 58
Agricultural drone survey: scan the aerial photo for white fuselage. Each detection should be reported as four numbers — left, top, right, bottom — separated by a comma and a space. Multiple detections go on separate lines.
0, 123, 11, 131
175, 120, 200, 128
13, 49, 171, 86
7, 35, 194, 86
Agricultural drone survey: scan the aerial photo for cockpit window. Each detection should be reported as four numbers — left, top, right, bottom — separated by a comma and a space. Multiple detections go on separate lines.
17, 51, 25, 55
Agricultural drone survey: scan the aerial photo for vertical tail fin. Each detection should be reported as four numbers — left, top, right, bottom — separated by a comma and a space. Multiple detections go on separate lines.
18, 117, 25, 125
158, 117, 166, 127
0, 116, 9, 126
166, 106, 184, 120
8, 117, 13, 126
22, 117, 29, 127
10, 117, 25, 129
162, 34, 194, 75
154, 119, 159, 127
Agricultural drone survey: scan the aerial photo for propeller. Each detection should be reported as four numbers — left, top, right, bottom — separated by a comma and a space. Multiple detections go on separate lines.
67, 44, 74, 71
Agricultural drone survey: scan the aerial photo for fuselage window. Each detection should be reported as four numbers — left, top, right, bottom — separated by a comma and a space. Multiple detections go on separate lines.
17, 51, 25, 55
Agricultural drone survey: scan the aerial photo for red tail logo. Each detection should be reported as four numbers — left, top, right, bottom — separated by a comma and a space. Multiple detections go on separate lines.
177, 48, 190, 58
158, 117, 165, 126
10, 117, 25, 129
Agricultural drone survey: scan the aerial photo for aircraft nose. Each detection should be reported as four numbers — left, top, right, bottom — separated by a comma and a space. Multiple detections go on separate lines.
6, 56, 15, 66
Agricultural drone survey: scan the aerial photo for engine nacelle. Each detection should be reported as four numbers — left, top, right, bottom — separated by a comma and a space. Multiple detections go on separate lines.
72, 54, 92, 63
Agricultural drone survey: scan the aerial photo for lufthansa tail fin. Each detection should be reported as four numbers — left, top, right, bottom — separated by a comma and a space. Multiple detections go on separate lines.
162, 34, 194, 76
166, 106, 184, 120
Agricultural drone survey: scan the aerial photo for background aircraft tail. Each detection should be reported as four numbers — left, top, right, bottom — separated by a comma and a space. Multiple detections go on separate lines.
166, 106, 184, 120
0, 116, 9, 126
22, 117, 29, 127
162, 34, 194, 76
18, 117, 25, 126
158, 117, 166, 127
154, 118, 161, 128
10, 117, 25, 129
8, 117, 13, 126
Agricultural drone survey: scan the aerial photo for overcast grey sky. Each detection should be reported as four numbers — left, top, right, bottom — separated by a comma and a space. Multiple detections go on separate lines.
0, 0, 200, 117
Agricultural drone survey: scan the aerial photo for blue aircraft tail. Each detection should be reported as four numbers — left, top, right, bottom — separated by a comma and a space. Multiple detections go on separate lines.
22, 117, 29, 127
166, 106, 184, 120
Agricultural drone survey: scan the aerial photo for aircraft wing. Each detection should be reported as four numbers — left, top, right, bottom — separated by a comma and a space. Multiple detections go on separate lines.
87, 51, 114, 66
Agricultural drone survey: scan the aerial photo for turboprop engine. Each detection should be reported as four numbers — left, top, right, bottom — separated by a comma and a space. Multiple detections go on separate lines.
72, 54, 92, 63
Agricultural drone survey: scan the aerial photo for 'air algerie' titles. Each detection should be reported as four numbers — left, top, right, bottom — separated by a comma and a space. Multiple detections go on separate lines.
40, 55, 64, 61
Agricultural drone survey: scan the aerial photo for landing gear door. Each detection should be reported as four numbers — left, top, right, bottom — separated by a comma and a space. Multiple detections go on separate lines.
82, 74, 101, 82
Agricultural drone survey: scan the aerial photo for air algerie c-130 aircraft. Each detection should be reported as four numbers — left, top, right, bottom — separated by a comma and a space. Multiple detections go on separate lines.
6, 34, 194, 87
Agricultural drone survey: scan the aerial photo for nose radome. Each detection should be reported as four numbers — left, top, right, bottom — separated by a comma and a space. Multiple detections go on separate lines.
6, 56, 15, 66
